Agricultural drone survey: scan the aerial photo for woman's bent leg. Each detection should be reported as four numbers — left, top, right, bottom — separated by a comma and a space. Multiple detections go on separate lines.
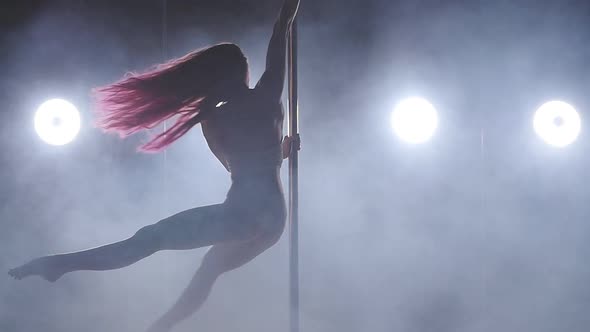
147, 219, 284, 332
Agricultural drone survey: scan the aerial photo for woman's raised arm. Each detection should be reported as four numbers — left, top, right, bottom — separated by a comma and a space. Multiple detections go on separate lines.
255, 0, 300, 101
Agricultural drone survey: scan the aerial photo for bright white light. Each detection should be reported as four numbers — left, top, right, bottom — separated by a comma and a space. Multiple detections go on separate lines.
391, 97, 438, 144
533, 101, 581, 148
34, 99, 81, 146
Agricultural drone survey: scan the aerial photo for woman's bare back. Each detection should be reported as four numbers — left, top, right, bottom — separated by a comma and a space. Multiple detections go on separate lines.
202, 88, 284, 177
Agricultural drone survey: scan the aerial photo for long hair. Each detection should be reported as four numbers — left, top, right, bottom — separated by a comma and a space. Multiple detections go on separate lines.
94, 43, 248, 152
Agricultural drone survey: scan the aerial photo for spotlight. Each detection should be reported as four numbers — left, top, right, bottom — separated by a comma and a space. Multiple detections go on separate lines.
391, 97, 438, 144
533, 101, 581, 148
34, 99, 81, 146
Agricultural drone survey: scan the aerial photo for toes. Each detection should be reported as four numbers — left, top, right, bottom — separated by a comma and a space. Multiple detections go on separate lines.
7, 259, 60, 282
8, 269, 21, 280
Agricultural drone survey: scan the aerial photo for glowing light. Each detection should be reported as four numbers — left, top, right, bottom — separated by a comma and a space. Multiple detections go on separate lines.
34, 99, 81, 146
391, 97, 438, 144
533, 101, 581, 148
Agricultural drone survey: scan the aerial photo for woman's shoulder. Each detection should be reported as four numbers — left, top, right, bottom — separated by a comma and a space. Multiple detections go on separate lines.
250, 87, 280, 104
249, 88, 284, 116
207, 89, 282, 122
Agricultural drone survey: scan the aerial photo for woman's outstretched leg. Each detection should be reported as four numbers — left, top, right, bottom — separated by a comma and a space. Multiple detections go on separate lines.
8, 203, 258, 282
146, 220, 284, 332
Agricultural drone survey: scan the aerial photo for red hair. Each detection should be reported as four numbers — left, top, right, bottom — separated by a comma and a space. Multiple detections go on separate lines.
94, 43, 248, 152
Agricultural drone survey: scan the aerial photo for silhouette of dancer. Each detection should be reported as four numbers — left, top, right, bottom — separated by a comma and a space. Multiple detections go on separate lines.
9, 0, 300, 330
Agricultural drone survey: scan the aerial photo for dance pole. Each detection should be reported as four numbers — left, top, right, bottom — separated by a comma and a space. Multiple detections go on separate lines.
287, 19, 300, 332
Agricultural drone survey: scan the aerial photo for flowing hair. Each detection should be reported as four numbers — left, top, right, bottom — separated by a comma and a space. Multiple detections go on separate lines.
94, 43, 248, 152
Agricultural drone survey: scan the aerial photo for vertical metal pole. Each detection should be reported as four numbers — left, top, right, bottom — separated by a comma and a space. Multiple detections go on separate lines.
288, 19, 300, 332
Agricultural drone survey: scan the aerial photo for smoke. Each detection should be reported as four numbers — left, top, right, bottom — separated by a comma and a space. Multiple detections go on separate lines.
2, 0, 590, 332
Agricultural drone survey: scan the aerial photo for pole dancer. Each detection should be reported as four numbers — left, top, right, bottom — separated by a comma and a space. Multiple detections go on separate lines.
9, 0, 301, 331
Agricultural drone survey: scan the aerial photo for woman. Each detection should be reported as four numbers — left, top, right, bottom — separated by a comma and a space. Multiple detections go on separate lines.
9, 0, 300, 331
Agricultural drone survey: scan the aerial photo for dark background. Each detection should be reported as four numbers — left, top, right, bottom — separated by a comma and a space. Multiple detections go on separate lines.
1, 1, 589, 331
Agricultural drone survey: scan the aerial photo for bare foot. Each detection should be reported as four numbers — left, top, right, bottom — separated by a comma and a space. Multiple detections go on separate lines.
8, 256, 64, 282
146, 317, 174, 332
